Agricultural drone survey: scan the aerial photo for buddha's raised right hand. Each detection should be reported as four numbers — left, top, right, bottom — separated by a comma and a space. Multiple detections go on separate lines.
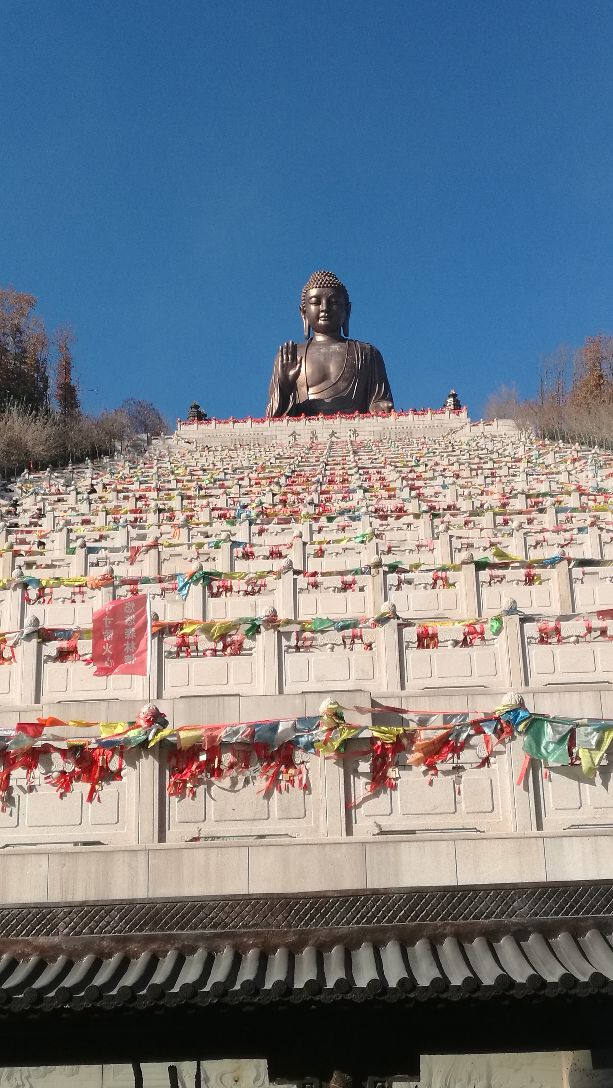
278, 341, 302, 390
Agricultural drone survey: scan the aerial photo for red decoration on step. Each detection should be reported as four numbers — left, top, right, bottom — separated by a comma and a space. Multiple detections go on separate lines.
416, 624, 439, 649
537, 620, 562, 644
462, 623, 485, 647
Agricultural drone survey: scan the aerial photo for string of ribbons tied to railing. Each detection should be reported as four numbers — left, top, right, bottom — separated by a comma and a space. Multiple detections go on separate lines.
2, 695, 613, 812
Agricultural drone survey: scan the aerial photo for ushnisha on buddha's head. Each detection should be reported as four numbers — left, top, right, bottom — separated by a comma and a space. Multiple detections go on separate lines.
299, 270, 351, 340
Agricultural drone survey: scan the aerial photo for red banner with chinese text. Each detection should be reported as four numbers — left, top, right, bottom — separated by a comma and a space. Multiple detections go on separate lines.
92, 595, 150, 676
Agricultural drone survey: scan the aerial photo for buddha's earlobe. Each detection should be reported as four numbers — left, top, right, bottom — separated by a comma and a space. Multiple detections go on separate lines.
302, 312, 310, 339
342, 316, 350, 337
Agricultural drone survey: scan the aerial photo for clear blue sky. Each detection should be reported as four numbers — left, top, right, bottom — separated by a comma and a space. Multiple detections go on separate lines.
2, 0, 613, 422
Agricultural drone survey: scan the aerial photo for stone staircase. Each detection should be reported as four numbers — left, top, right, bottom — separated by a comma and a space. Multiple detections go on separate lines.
1, 412, 612, 901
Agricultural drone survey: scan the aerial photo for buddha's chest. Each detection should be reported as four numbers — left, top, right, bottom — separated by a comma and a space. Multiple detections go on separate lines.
305, 341, 350, 392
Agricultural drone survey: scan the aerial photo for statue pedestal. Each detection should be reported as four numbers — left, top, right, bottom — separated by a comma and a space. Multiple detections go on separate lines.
176, 408, 517, 447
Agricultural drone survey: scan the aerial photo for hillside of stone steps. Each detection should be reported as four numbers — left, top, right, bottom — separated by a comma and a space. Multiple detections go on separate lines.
1, 413, 612, 869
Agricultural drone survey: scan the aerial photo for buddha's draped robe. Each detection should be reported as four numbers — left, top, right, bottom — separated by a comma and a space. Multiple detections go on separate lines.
266, 339, 394, 418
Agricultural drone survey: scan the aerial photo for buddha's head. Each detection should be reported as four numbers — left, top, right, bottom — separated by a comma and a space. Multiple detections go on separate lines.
300, 270, 351, 339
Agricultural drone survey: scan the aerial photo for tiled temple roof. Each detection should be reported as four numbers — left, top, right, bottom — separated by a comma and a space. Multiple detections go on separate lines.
2, 928, 613, 1013
2, 883, 613, 1014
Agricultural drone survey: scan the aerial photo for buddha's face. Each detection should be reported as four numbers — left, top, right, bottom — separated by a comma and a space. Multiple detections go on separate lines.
302, 286, 349, 337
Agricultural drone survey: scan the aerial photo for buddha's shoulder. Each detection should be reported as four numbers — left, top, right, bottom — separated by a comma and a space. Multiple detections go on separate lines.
350, 339, 384, 358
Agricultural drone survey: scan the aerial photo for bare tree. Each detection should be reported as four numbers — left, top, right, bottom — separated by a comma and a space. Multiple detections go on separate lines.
571, 335, 613, 408
487, 334, 613, 448
118, 398, 169, 437
54, 327, 80, 416
0, 287, 50, 411
0, 285, 171, 474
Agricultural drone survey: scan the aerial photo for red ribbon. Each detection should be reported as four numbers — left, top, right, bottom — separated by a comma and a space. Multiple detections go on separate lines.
0, 749, 41, 810
257, 741, 307, 794
167, 745, 208, 798
45, 746, 124, 802
367, 738, 405, 794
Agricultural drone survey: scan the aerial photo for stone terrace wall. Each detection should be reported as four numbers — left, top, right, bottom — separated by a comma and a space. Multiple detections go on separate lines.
1, 414, 613, 902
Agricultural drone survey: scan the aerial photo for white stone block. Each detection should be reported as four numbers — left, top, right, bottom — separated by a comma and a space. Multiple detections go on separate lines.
544, 834, 613, 881
455, 835, 546, 885
46, 847, 148, 901
0, 851, 49, 903
365, 839, 457, 889
148, 844, 249, 897
247, 841, 366, 893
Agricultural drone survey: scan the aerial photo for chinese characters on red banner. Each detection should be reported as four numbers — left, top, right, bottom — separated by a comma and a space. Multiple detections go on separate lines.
92, 595, 150, 676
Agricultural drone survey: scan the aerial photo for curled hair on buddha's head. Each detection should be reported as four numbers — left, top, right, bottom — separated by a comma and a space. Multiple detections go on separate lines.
300, 270, 351, 338
300, 270, 350, 311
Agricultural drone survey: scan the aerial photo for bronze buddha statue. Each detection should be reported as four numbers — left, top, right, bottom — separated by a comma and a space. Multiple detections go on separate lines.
266, 270, 394, 417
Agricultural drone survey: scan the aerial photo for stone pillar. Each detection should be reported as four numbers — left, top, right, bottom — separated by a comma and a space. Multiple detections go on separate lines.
512, 530, 527, 559
217, 540, 232, 572
555, 559, 574, 613
419, 514, 433, 540
291, 533, 305, 571
278, 568, 296, 619
17, 627, 41, 705
460, 561, 480, 617
323, 750, 347, 837
176, 519, 191, 545
144, 543, 161, 577
501, 614, 525, 690
7, 577, 24, 633
117, 520, 129, 550
545, 503, 558, 528
235, 518, 251, 545
147, 624, 164, 702
100, 579, 116, 607
586, 526, 603, 559
191, 581, 207, 621
260, 627, 280, 695
137, 747, 162, 846
381, 620, 401, 691
0, 547, 15, 579
437, 532, 452, 565
54, 524, 70, 553
370, 564, 385, 615
71, 538, 88, 577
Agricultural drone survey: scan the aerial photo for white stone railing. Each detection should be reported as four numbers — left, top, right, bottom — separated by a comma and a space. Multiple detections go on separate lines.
174, 408, 490, 444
